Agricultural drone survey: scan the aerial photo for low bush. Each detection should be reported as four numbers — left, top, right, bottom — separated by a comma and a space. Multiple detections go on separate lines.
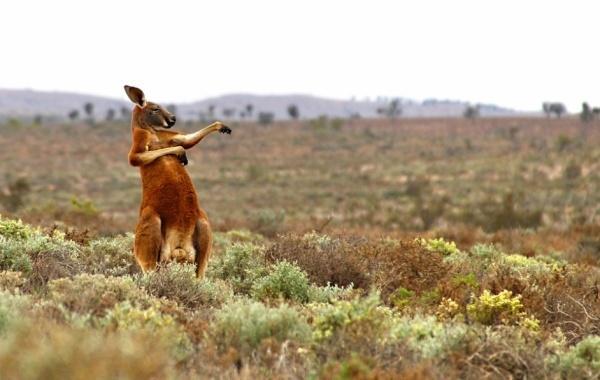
82, 234, 137, 276
265, 233, 370, 288
48, 274, 147, 318
102, 301, 193, 361
209, 300, 311, 356
0, 217, 35, 240
0, 323, 173, 379
0, 236, 33, 274
138, 263, 232, 309
0, 223, 83, 287
467, 289, 539, 330
308, 283, 356, 304
0, 290, 31, 334
418, 237, 460, 256
551, 335, 600, 378
310, 292, 393, 345
0, 271, 26, 292
251, 260, 311, 303
389, 315, 468, 359
266, 234, 447, 303
368, 239, 447, 302
209, 242, 267, 294
213, 229, 265, 251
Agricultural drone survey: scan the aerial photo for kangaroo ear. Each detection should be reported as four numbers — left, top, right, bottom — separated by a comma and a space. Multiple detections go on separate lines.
124, 85, 146, 108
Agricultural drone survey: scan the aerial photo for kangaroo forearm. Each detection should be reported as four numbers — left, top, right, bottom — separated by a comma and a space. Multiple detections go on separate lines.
129, 147, 181, 166
173, 122, 220, 149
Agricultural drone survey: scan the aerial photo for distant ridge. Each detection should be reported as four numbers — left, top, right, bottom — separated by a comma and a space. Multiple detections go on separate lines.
0, 88, 521, 121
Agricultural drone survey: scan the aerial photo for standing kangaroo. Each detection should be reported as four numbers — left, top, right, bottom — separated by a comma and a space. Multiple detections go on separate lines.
124, 85, 231, 277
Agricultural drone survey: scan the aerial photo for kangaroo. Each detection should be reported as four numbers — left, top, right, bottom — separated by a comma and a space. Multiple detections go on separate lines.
124, 85, 231, 277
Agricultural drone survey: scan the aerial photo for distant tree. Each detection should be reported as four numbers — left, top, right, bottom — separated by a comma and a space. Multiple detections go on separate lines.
246, 104, 254, 118
222, 108, 235, 119
208, 105, 216, 118
580, 102, 593, 123
287, 104, 299, 120
542, 102, 566, 118
68, 110, 79, 121
388, 98, 402, 118
258, 112, 274, 125
593, 107, 600, 118
463, 104, 480, 119
33, 114, 43, 125
378, 98, 402, 118
105, 108, 116, 121
83, 102, 94, 119
167, 104, 177, 114
120, 106, 130, 119
542, 102, 551, 118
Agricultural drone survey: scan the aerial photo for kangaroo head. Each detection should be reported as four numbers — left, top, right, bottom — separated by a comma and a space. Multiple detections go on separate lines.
124, 85, 176, 129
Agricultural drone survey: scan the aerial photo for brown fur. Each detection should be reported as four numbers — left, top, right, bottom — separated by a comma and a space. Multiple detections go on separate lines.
124, 85, 231, 277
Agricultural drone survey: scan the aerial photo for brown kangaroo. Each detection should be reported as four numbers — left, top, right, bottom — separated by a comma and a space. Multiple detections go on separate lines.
124, 85, 231, 277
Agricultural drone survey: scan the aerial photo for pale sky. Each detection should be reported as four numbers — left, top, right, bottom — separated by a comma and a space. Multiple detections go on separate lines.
2, 0, 599, 111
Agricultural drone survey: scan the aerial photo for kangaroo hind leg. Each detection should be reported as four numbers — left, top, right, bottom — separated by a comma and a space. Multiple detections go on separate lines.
193, 217, 213, 278
134, 208, 162, 273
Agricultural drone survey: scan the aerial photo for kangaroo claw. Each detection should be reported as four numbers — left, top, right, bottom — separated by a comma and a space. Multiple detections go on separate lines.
179, 153, 188, 166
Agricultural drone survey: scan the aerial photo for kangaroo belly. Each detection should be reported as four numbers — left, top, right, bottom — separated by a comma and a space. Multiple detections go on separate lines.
138, 156, 201, 264
139, 157, 201, 220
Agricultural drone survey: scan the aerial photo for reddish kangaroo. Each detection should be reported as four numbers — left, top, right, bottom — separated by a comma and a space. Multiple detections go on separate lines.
124, 85, 231, 277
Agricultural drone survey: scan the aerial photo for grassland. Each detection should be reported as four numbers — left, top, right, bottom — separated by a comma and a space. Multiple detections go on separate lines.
0, 117, 599, 379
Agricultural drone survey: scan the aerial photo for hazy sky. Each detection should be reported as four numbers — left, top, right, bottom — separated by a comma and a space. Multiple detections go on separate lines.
2, 0, 599, 111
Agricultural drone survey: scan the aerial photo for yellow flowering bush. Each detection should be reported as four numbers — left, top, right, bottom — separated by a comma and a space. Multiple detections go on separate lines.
467, 290, 539, 330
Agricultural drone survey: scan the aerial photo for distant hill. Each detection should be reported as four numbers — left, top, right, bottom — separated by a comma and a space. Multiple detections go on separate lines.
0, 88, 521, 121
0, 89, 128, 121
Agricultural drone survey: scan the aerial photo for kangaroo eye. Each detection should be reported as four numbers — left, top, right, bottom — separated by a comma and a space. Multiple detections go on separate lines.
152, 108, 160, 113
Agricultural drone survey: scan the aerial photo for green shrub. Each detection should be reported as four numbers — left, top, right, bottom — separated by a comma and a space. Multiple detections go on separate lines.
470, 243, 503, 260
389, 315, 468, 358
83, 234, 136, 276
251, 261, 311, 303
137, 263, 232, 308
0, 228, 83, 286
466, 290, 539, 330
0, 290, 31, 334
451, 272, 479, 289
213, 229, 265, 250
500, 254, 563, 278
209, 300, 311, 355
48, 274, 147, 317
209, 242, 267, 294
552, 336, 600, 378
102, 301, 193, 361
418, 237, 460, 256
310, 292, 393, 343
307, 283, 356, 304
0, 236, 33, 274
0, 218, 35, 240
389, 287, 415, 310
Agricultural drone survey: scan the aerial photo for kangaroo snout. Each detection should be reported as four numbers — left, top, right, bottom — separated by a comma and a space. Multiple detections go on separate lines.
167, 115, 176, 128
